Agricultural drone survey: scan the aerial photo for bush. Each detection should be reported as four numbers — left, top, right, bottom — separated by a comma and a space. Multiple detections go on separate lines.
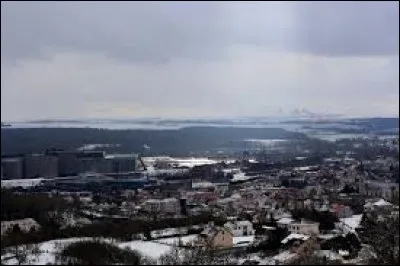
320, 233, 361, 257
58, 240, 142, 265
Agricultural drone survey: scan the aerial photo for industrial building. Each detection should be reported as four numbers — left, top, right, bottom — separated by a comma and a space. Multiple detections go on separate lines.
142, 198, 180, 214
1, 150, 140, 179
1, 157, 23, 179
24, 154, 58, 178
105, 154, 137, 173
55, 151, 82, 176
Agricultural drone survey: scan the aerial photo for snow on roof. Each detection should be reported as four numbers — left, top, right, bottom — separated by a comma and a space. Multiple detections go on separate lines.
104, 153, 137, 159
339, 214, 363, 232
222, 168, 241, 174
294, 166, 316, 171
233, 236, 255, 247
231, 172, 255, 182
262, 226, 276, 230
373, 199, 393, 207
192, 182, 214, 189
318, 234, 339, 240
363, 202, 373, 208
235, 220, 253, 226
281, 233, 309, 244
275, 211, 293, 220
339, 250, 350, 256
276, 217, 295, 225
231, 193, 242, 199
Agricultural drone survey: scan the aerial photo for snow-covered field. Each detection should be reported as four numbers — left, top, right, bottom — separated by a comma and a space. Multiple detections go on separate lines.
154, 234, 199, 246
1, 237, 176, 265
118, 240, 173, 259
1, 233, 259, 265
1, 237, 105, 265
1, 178, 44, 188
272, 250, 297, 263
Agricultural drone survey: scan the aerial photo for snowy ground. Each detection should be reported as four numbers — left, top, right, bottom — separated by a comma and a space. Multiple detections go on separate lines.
1, 237, 176, 265
154, 234, 255, 248
154, 234, 199, 246
1, 237, 104, 265
272, 250, 297, 264
118, 240, 173, 259
1, 178, 44, 188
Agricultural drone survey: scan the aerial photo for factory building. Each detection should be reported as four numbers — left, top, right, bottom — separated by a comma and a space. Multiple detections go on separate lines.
1, 157, 23, 179
142, 198, 180, 214
24, 154, 58, 178
2, 150, 139, 179
55, 152, 81, 176
105, 154, 137, 173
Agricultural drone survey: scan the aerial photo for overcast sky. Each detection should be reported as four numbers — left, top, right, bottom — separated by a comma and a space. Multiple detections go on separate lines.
1, 1, 399, 121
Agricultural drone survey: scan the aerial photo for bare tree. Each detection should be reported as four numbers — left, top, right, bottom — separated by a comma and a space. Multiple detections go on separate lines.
361, 215, 399, 265
158, 241, 233, 265
13, 245, 28, 266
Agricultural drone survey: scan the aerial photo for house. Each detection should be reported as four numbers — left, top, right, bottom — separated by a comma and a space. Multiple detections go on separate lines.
141, 198, 180, 214
276, 217, 295, 228
336, 214, 363, 234
1, 218, 41, 235
198, 223, 234, 249
331, 204, 354, 218
288, 219, 320, 235
224, 220, 255, 237
364, 198, 394, 214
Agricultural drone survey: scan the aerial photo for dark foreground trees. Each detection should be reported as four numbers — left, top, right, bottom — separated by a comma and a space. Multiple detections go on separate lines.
56, 240, 154, 265
360, 215, 399, 265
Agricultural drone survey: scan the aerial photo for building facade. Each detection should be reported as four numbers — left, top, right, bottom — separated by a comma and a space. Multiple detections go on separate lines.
288, 220, 320, 235
24, 154, 58, 178
1, 157, 23, 179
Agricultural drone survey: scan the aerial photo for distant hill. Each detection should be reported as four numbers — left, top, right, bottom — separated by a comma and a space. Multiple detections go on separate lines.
1, 122, 11, 127
285, 117, 399, 135
1, 126, 307, 156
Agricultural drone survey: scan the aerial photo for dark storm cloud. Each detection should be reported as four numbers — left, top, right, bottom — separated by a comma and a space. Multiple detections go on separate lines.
1, 1, 399, 65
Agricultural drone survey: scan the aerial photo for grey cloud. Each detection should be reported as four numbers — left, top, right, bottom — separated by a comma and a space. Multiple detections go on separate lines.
1, 1, 231, 64
292, 1, 399, 56
1, 1, 399, 65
